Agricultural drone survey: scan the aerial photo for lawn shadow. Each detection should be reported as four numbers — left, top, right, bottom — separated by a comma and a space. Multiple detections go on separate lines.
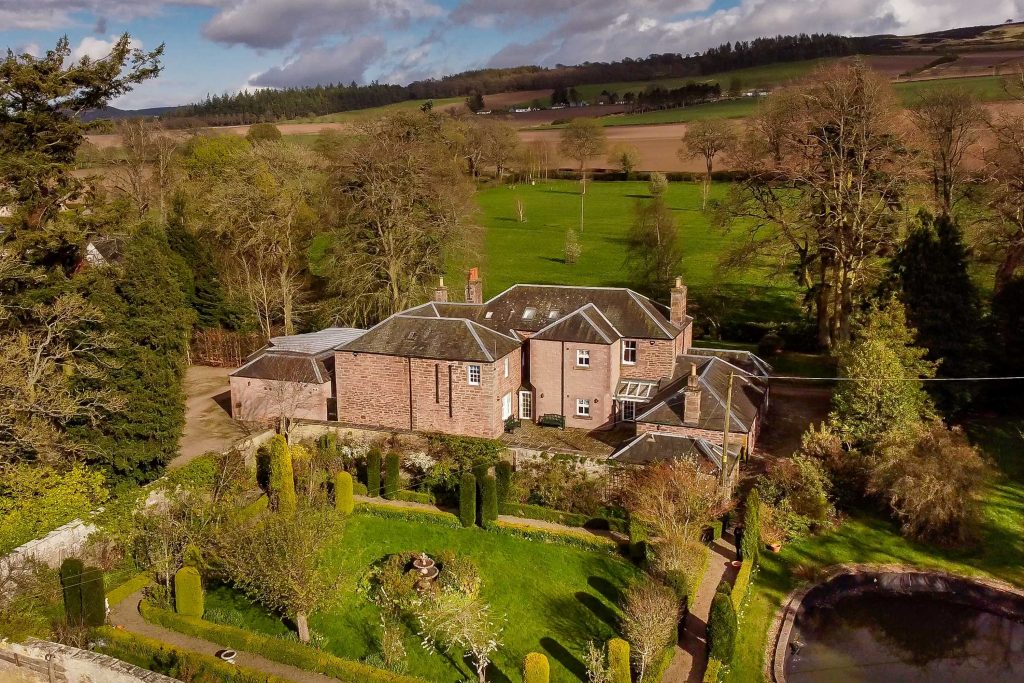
541, 188, 582, 196
540, 256, 567, 264
487, 662, 513, 683
588, 576, 623, 605
576, 591, 618, 630
624, 193, 653, 199
540, 637, 588, 681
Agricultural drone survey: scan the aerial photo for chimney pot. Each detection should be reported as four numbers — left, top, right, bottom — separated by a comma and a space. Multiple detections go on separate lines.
465, 267, 483, 304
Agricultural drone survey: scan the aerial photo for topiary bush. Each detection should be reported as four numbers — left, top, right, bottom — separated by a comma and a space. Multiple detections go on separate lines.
60, 558, 85, 625
80, 566, 106, 626
269, 435, 296, 515
318, 432, 338, 457
607, 637, 631, 683
495, 461, 513, 504
460, 473, 477, 528
174, 566, 204, 618
384, 452, 400, 499
480, 475, 498, 528
707, 592, 737, 663
335, 471, 354, 515
367, 448, 382, 498
523, 652, 550, 683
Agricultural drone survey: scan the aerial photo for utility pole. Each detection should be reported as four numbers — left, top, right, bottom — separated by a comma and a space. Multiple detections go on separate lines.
720, 371, 734, 489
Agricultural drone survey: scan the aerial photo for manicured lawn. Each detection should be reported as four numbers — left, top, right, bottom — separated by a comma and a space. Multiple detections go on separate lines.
727, 415, 1024, 682
464, 180, 800, 326
208, 515, 642, 683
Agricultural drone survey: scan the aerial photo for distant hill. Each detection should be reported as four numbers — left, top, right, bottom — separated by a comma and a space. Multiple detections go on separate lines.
81, 105, 177, 122
87, 20, 1024, 126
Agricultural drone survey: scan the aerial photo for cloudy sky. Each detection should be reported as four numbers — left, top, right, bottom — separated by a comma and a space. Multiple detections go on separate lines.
2, 0, 1023, 108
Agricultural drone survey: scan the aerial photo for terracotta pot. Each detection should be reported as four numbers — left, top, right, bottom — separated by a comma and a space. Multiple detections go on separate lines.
769, 542, 783, 553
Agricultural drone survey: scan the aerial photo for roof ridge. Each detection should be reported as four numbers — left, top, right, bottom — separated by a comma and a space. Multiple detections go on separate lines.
627, 290, 676, 339
463, 319, 494, 362
697, 369, 749, 433
577, 307, 612, 344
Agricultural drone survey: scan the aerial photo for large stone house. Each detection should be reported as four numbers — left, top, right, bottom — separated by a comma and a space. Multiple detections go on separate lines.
229, 269, 769, 452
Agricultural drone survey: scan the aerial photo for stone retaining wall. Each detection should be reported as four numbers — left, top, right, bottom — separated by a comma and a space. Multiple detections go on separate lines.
0, 639, 180, 683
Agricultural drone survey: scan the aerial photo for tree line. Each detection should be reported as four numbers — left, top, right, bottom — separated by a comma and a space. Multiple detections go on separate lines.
165, 33, 859, 124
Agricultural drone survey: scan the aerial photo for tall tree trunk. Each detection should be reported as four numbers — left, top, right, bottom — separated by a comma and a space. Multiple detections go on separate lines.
296, 612, 310, 643
816, 257, 832, 350
281, 266, 293, 336
995, 241, 1024, 293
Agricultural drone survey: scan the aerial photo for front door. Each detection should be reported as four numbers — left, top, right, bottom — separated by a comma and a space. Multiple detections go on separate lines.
518, 390, 533, 420
502, 392, 513, 420
622, 401, 636, 422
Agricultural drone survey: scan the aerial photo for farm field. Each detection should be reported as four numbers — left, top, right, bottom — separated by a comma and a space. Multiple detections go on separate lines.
728, 415, 1024, 682
203, 514, 641, 683
288, 96, 464, 123
469, 180, 800, 325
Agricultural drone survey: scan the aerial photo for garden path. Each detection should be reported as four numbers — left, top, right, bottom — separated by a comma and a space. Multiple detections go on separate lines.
354, 494, 626, 542
108, 592, 334, 683
666, 532, 739, 683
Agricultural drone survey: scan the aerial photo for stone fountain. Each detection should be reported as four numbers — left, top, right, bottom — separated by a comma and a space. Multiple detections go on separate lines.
410, 552, 439, 591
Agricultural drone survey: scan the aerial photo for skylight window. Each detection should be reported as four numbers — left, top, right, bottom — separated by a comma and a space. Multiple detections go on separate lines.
548, 310, 560, 319
522, 307, 537, 320
485, 311, 494, 319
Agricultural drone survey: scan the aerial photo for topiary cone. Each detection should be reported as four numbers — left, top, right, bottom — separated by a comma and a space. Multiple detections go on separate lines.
523, 652, 550, 683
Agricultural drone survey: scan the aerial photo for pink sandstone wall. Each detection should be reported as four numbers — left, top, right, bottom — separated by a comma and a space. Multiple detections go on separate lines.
530, 339, 620, 429
229, 376, 331, 422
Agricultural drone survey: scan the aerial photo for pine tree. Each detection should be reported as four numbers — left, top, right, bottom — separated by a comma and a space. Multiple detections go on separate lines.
891, 212, 986, 413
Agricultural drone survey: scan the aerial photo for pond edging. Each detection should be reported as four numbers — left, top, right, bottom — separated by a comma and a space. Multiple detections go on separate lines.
764, 563, 1024, 683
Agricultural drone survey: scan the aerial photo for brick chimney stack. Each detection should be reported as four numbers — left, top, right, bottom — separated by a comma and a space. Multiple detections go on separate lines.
682, 362, 701, 424
670, 276, 687, 326
465, 267, 483, 304
433, 276, 449, 302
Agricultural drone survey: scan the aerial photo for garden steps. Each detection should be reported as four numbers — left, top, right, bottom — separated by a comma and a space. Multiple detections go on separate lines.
355, 494, 624, 541
666, 533, 740, 683
108, 591, 338, 683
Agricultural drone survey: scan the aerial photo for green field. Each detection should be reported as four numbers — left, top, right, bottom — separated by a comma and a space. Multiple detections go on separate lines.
728, 416, 1024, 682
206, 514, 640, 683
894, 74, 1009, 103
465, 179, 798, 324
285, 97, 463, 124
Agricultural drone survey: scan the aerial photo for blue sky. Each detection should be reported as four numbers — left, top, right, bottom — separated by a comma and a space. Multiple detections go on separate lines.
2, 1, 1022, 108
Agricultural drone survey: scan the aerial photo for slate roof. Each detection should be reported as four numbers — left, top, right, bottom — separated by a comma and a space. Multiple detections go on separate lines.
338, 315, 520, 363
636, 355, 767, 433
530, 304, 619, 344
268, 327, 364, 356
231, 351, 330, 384
610, 432, 742, 471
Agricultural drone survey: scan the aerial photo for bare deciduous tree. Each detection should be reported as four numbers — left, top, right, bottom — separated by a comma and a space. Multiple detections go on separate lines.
680, 119, 735, 209
414, 589, 503, 683
559, 118, 607, 194
625, 458, 724, 546
621, 581, 679, 682
625, 196, 683, 297
983, 112, 1024, 291
909, 87, 987, 215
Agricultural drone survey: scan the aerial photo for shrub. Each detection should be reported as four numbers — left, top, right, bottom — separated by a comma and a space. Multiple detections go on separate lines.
459, 473, 477, 528
318, 432, 338, 456
523, 652, 550, 683
384, 452, 400, 499
741, 489, 761, 566
335, 471, 355, 515
247, 122, 282, 142
481, 475, 498, 528
494, 521, 616, 551
269, 435, 296, 515
608, 638, 631, 683
664, 570, 689, 612
703, 657, 723, 683
393, 490, 435, 504
367, 448, 382, 498
438, 551, 482, 596
703, 519, 723, 542
758, 331, 785, 357
174, 566, 204, 618
60, 558, 85, 625
707, 592, 737, 663
80, 566, 106, 626
353, 480, 368, 496
495, 461, 513, 504
355, 502, 461, 528
731, 561, 753, 612
498, 502, 628, 532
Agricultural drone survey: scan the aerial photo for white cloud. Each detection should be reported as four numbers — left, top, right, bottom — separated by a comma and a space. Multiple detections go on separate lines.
248, 35, 388, 88
0, 1, 220, 31
70, 35, 143, 62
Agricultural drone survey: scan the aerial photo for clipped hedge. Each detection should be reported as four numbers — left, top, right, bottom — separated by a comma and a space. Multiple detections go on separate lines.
235, 494, 269, 522
703, 519, 724, 542
174, 566, 204, 617
499, 502, 628, 532
495, 521, 616, 551
95, 626, 294, 683
60, 558, 85, 625
742, 489, 761, 566
354, 502, 461, 528
106, 572, 153, 607
80, 566, 107, 627
703, 657, 723, 683
367, 448, 382, 498
353, 480, 368, 496
495, 461, 513, 504
269, 435, 296, 515
459, 473, 477, 528
392, 490, 435, 505
481, 475, 498, 528
523, 652, 550, 683
644, 645, 676, 683
707, 592, 737, 663
384, 452, 400, 499
335, 471, 354, 515
731, 560, 753, 612
139, 601, 428, 683
608, 638, 631, 683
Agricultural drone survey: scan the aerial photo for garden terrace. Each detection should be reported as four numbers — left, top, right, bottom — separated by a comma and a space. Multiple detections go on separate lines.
196, 508, 641, 683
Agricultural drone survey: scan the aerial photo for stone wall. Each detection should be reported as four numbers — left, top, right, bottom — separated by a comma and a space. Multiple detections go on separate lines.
0, 519, 97, 572
0, 639, 181, 683
228, 376, 332, 422
623, 337, 677, 382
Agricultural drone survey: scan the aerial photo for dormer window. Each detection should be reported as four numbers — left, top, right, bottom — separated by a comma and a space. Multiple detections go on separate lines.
522, 307, 537, 320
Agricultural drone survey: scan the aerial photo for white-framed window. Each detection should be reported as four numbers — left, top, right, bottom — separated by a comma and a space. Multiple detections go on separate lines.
576, 398, 591, 417
622, 340, 638, 365
621, 401, 637, 422
502, 392, 513, 420
519, 390, 533, 420
468, 364, 481, 385
576, 349, 590, 367
504, 356, 510, 378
